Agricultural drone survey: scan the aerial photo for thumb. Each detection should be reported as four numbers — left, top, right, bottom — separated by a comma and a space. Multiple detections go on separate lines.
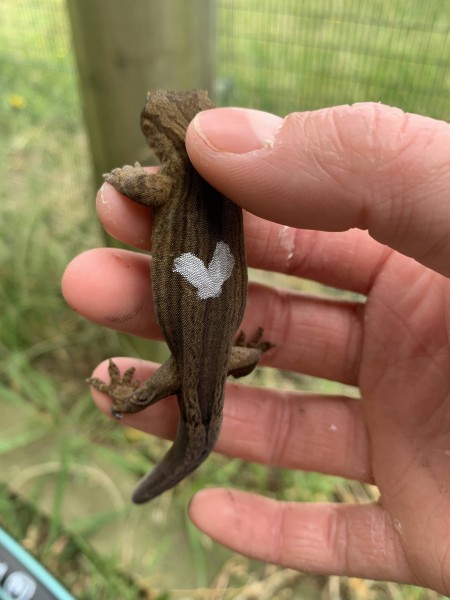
186, 102, 450, 277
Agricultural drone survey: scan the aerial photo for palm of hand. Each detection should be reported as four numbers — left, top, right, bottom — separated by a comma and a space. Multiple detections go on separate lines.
361, 249, 450, 588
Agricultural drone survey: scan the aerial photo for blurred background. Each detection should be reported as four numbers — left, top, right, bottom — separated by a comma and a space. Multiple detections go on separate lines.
1, 1, 449, 598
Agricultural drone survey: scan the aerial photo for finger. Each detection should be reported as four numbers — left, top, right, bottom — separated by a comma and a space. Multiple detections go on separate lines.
62, 249, 364, 384
98, 178, 391, 295
189, 489, 413, 586
187, 103, 450, 277
96, 169, 156, 250
90, 358, 370, 482
62, 248, 158, 339
246, 223, 391, 296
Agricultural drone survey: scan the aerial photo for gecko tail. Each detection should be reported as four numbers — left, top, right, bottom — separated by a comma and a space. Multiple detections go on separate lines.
131, 418, 219, 504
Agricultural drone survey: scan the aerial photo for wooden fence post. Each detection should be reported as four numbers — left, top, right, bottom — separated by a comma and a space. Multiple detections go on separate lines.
66, 0, 214, 184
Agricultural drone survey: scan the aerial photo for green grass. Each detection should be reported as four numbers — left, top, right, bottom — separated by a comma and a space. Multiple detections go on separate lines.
1, 0, 450, 598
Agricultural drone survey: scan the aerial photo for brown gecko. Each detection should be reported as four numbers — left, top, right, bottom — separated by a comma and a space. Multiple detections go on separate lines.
89, 90, 272, 503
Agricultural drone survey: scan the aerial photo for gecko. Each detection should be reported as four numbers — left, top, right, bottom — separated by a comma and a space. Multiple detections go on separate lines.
89, 90, 273, 504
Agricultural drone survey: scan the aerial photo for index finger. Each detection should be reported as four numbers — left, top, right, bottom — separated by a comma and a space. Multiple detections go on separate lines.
97, 181, 390, 295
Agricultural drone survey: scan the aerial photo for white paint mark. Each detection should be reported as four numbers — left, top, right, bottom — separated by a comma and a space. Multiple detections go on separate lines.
172, 241, 235, 299
329, 424, 338, 432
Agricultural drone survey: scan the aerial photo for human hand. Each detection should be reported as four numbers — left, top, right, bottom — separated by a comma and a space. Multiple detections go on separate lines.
62, 102, 450, 594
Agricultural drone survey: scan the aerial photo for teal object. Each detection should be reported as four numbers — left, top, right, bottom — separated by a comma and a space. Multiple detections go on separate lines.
0, 528, 75, 599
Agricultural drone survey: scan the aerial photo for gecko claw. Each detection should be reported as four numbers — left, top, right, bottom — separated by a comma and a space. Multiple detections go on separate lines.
236, 327, 275, 352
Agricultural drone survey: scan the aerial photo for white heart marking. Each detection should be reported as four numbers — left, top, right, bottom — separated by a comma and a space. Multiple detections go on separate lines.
172, 241, 235, 299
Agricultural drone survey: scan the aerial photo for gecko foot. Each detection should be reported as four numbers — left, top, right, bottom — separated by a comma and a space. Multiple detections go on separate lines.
235, 326, 275, 353
87, 359, 141, 419
229, 327, 275, 379
103, 162, 146, 198
103, 162, 172, 208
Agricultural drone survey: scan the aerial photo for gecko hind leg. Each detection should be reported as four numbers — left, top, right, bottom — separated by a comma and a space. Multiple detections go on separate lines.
88, 355, 180, 419
228, 327, 275, 379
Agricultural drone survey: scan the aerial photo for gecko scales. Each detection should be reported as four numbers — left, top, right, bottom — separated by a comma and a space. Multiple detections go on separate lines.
89, 90, 272, 503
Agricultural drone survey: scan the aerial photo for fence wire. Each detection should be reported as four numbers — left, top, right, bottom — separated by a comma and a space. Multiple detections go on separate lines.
216, 0, 450, 119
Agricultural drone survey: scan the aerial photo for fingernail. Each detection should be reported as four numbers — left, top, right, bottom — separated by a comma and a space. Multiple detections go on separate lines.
193, 107, 282, 153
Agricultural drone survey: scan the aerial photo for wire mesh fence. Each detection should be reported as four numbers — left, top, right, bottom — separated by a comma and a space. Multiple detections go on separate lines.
216, 0, 450, 119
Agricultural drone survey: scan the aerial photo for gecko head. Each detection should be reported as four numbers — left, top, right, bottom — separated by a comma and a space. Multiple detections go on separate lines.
140, 90, 214, 161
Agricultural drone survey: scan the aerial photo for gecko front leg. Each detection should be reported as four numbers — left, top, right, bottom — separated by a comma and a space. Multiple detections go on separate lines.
104, 162, 172, 208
